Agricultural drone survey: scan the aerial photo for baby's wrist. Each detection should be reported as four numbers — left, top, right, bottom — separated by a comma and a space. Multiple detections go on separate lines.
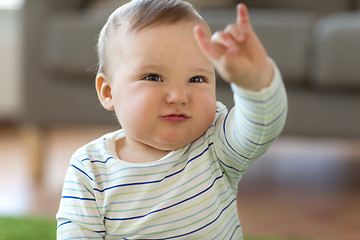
253, 58, 274, 91
242, 58, 273, 91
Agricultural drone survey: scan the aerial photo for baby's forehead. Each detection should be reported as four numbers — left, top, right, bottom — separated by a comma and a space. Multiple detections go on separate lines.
105, 19, 213, 71
127, 16, 206, 32
109, 18, 206, 44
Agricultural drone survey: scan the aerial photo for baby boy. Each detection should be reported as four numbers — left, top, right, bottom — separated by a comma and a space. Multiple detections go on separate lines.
57, 0, 287, 239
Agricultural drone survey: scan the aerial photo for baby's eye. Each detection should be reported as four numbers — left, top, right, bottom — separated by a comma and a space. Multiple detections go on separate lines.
144, 74, 162, 82
189, 76, 206, 83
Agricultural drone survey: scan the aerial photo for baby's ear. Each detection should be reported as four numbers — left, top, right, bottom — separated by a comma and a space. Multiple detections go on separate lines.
95, 73, 114, 111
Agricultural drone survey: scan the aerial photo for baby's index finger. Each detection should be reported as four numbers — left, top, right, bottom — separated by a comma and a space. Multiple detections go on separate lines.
194, 25, 227, 60
193, 25, 210, 51
194, 25, 215, 59
236, 3, 250, 26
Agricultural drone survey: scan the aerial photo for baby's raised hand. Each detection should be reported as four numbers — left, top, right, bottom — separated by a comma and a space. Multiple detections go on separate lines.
194, 4, 273, 91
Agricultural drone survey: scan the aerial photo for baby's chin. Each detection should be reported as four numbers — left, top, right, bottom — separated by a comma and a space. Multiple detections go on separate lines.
149, 137, 197, 152
152, 141, 192, 152
150, 126, 212, 152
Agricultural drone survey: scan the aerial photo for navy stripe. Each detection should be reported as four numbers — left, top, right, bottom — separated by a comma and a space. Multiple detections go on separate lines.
57, 221, 72, 229
81, 158, 90, 162
230, 225, 241, 240
62, 196, 96, 201
104, 172, 224, 221
91, 157, 114, 164
217, 157, 244, 173
70, 164, 93, 181
82, 156, 114, 164
94, 142, 214, 192
245, 134, 278, 147
223, 111, 251, 160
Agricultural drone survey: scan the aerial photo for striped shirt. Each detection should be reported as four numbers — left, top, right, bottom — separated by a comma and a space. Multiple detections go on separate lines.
56, 63, 287, 239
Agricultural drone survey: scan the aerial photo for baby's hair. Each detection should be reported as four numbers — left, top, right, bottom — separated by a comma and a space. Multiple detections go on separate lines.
97, 0, 203, 75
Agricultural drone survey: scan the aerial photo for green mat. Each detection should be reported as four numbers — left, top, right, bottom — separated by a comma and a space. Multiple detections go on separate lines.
0, 216, 306, 240
0, 216, 56, 240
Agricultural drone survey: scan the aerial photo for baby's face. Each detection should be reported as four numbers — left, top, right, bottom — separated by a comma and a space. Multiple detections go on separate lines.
107, 20, 216, 151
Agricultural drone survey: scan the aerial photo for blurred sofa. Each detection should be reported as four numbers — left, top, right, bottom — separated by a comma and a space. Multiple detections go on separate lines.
22, 0, 360, 137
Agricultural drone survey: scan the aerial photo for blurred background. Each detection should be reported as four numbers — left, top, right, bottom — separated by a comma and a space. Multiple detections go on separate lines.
0, 0, 360, 239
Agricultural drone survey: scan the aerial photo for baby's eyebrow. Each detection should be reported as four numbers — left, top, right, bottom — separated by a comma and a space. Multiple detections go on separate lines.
140, 64, 164, 70
193, 67, 214, 76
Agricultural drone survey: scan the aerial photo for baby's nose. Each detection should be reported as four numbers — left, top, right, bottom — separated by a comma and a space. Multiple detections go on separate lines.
165, 84, 190, 105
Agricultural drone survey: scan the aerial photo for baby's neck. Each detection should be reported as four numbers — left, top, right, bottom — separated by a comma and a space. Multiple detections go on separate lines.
116, 137, 170, 163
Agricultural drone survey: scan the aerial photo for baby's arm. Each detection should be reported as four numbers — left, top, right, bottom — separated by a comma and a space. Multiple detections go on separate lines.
194, 3, 273, 90
195, 4, 287, 190
56, 155, 105, 239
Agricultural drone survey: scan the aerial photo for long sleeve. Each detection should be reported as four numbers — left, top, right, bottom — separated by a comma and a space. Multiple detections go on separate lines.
214, 59, 287, 191
56, 152, 106, 239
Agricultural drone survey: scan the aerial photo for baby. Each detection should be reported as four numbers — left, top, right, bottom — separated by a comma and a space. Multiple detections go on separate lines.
57, 0, 287, 239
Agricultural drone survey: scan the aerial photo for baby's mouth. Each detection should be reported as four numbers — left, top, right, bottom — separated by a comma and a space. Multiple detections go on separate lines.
161, 113, 190, 122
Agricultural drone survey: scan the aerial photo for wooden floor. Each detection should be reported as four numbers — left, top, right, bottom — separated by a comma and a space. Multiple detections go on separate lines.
1, 124, 360, 240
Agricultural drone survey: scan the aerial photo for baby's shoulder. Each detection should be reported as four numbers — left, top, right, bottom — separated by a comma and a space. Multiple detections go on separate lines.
71, 130, 121, 165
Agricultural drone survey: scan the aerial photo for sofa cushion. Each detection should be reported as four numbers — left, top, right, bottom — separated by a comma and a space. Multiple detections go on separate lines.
312, 12, 360, 89
237, 0, 352, 14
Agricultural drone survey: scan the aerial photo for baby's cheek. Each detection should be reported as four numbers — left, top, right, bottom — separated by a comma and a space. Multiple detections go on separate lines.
201, 102, 217, 129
